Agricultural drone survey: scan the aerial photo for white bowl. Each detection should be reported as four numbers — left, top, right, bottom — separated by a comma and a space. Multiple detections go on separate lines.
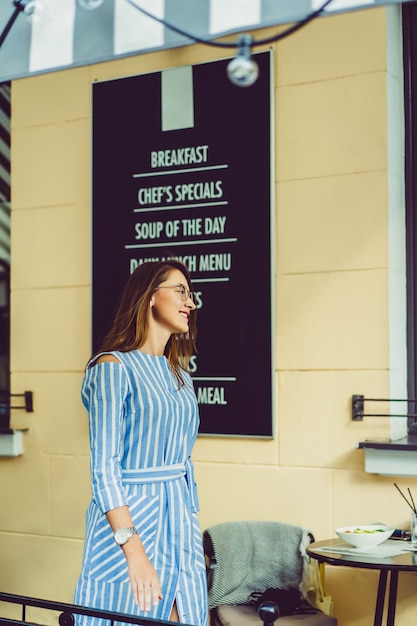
335, 524, 395, 548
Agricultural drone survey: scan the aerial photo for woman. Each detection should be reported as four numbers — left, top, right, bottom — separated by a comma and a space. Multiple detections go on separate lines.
74, 260, 208, 626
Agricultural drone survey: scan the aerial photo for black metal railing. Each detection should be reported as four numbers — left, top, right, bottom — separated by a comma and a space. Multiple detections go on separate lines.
0, 591, 285, 626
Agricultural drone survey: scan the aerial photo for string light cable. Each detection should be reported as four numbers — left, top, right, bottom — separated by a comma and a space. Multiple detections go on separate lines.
124, 0, 335, 86
125, 0, 335, 48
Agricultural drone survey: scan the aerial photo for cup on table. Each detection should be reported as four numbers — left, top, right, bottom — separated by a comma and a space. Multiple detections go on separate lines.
411, 511, 417, 550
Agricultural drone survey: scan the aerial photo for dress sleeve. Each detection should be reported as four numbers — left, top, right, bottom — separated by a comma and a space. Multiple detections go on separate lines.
81, 361, 129, 514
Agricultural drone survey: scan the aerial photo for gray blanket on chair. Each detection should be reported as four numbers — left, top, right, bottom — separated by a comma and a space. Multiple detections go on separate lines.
204, 521, 311, 609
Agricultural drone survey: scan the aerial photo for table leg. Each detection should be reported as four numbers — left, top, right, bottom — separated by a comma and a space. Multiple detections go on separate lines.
374, 570, 388, 626
386, 571, 398, 626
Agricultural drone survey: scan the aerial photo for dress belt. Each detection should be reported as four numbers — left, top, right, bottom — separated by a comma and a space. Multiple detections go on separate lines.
121, 463, 186, 484
121, 459, 199, 512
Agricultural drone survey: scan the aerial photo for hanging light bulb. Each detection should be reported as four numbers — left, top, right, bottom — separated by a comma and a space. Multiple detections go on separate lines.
12, 0, 45, 20
227, 34, 259, 87
77, 0, 105, 9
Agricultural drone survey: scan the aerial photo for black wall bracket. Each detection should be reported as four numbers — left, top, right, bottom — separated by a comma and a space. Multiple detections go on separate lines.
352, 394, 417, 421
9, 391, 33, 412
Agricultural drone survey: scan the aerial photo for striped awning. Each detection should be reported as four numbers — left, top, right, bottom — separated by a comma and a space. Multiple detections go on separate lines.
0, 84, 10, 263
0, 0, 413, 83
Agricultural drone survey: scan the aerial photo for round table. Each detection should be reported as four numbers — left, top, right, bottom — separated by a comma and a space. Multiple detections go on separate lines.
307, 539, 417, 626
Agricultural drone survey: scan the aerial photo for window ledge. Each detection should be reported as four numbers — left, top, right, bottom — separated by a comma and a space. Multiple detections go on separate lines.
358, 436, 417, 476
0, 429, 24, 457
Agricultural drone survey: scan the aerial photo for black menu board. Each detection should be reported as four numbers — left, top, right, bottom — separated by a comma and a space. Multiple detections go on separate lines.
92, 52, 273, 437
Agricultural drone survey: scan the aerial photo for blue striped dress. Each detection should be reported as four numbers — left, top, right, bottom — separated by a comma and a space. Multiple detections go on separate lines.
74, 350, 208, 626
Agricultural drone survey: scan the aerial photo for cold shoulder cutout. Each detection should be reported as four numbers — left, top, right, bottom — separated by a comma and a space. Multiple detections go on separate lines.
87, 353, 121, 368
95, 354, 121, 364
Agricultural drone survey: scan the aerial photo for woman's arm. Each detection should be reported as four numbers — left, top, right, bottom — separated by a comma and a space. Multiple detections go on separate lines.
85, 355, 162, 610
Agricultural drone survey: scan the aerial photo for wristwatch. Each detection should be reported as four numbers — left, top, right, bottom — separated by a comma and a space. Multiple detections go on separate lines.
114, 526, 138, 546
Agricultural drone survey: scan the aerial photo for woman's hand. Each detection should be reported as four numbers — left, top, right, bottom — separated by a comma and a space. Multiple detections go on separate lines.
124, 539, 163, 611
105, 506, 163, 611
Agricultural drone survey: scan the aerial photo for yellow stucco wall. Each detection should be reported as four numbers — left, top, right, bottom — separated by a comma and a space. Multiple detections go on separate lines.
1, 5, 417, 626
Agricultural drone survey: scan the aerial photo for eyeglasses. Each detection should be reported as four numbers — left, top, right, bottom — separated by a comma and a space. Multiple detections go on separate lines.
155, 283, 194, 302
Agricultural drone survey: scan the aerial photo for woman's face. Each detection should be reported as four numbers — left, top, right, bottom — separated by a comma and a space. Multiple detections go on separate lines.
151, 269, 196, 335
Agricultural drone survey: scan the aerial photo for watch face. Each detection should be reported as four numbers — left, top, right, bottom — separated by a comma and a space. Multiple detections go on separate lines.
114, 527, 133, 545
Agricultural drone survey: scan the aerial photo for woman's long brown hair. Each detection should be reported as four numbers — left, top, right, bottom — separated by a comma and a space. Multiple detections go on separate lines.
95, 260, 197, 386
